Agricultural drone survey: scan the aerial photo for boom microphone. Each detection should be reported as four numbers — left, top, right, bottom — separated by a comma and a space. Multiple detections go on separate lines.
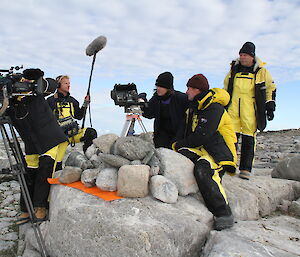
85, 36, 107, 56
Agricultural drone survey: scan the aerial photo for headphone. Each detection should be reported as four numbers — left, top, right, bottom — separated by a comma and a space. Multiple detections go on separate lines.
56, 75, 69, 88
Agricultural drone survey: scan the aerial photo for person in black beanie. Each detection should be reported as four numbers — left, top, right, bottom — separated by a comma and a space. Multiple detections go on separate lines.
141, 72, 189, 148
224, 41, 277, 180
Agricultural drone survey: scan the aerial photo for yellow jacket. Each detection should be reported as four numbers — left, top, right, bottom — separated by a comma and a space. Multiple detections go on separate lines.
175, 88, 237, 171
224, 57, 276, 133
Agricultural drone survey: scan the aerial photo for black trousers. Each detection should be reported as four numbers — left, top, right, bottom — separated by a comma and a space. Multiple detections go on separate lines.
236, 133, 255, 172
194, 160, 232, 217
179, 149, 232, 217
20, 155, 59, 212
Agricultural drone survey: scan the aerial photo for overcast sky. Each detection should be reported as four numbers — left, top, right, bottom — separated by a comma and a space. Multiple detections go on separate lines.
1, 0, 299, 135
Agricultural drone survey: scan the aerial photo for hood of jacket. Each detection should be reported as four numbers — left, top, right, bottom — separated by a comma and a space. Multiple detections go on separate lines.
193, 88, 230, 110
233, 56, 266, 72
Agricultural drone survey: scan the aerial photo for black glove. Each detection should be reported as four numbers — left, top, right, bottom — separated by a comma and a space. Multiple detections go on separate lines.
266, 101, 275, 121
267, 109, 274, 121
138, 93, 147, 102
82, 95, 90, 109
23, 68, 44, 80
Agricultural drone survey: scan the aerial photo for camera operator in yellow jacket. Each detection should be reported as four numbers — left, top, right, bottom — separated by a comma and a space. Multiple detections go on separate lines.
47, 75, 97, 165
224, 42, 276, 180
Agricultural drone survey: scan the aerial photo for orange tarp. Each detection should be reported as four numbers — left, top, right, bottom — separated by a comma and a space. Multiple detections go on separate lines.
47, 178, 123, 201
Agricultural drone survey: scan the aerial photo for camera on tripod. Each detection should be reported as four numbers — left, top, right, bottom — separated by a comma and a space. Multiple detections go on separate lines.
0, 66, 58, 116
111, 83, 148, 136
110, 83, 146, 114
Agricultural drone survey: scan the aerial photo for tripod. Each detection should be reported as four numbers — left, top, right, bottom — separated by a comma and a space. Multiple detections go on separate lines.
120, 105, 147, 137
0, 116, 49, 257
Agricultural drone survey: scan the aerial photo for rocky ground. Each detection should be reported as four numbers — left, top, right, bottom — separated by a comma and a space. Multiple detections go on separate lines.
0, 129, 300, 257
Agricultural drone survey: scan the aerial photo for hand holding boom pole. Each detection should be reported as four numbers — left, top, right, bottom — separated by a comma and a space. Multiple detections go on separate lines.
82, 36, 107, 129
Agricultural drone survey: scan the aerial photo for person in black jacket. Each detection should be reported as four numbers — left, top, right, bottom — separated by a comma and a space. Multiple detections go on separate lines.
47, 75, 97, 153
7, 70, 69, 224
141, 72, 189, 148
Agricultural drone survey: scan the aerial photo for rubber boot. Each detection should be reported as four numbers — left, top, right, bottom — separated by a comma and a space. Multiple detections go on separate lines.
214, 214, 234, 231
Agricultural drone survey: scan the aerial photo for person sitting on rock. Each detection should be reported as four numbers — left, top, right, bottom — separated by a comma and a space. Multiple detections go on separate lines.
140, 71, 189, 149
47, 75, 97, 162
172, 74, 237, 231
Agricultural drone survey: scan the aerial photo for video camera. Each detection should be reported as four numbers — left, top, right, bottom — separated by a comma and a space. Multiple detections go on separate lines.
111, 83, 147, 113
0, 66, 58, 116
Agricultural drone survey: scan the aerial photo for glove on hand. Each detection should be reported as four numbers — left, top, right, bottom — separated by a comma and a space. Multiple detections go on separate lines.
267, 110, 274, 121
138, 93, 147, 102
266, 101, 275, 121
82, 95, 90, 108
23, 68, 44, 80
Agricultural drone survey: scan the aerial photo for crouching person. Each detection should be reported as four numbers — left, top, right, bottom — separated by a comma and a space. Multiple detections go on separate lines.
47, 75, 97, 161
172, 74, 237, 230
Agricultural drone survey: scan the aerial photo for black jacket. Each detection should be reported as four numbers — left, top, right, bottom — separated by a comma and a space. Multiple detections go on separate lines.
7, 95, 68, 155
47, 92, 85, 120
175, 89, 237, 168
142, 90, 189, 140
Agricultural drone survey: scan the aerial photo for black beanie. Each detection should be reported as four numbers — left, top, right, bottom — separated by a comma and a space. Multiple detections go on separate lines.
239, 42, 255, 57
155, 72, 174, 89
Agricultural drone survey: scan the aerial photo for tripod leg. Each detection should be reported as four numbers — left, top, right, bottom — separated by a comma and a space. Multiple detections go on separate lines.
127, 119, 135, 136
0, 123, 49, 257
137, 118, 147, 133
121, 118, 135, 137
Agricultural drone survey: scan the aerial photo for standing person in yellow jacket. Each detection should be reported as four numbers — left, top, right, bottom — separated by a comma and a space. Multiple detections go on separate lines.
224, 42, 276, 180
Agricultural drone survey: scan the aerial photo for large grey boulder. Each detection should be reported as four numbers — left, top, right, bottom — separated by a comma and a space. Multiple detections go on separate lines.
113, 136, 154, 160
223, 175, 300, 220
23, 173, 300, 257
272, 155, 300, 182
92, 133, 119, 154
23, 222, 48, 257
202, 216, 300, 257
44, 185, 212, 257
156, 148, 198, 196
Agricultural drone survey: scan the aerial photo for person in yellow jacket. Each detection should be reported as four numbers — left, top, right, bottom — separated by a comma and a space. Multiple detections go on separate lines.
172, 74, 237, 230
224, 42, 276, 180
47, 75, 97, 169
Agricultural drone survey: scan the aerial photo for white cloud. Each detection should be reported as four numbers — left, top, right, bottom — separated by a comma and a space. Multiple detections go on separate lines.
0, 0, 299, 131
